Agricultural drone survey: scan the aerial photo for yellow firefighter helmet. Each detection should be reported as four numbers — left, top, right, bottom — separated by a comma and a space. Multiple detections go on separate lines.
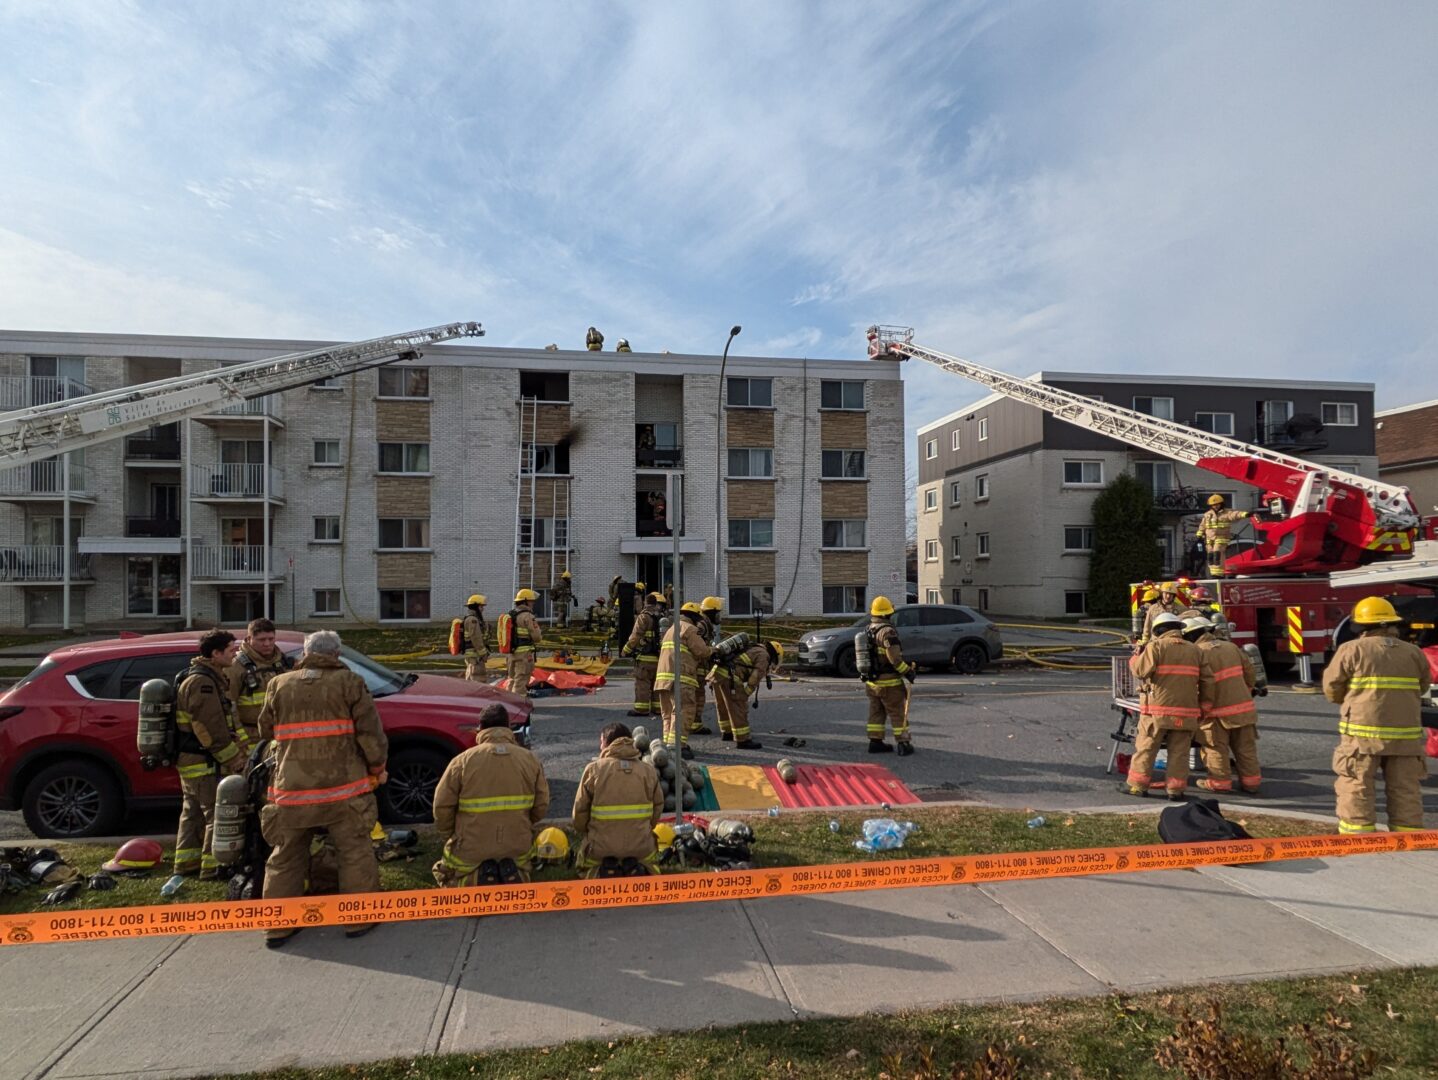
514, 588, 539, 603
467, 594, 487, 606
1207, 494, 1225, 507
870, 596, 895, 617
534, 827, 570, 864
1352, 596, 1401, 626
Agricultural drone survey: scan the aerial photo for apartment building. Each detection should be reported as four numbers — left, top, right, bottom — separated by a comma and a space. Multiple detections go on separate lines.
1376, 398, 1438, 518
916, 372, 1378, 619
0, 331, 905, 629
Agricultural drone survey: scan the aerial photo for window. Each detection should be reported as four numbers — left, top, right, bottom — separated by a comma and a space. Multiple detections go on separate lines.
519, 371, 569, 400
313, 589, 341, 616
726, 377, 773, 408
950, 481, 961, 505
950, 588, 962, 605
635, 423, 681, 468
379, 589, 431, 621
1322, 401, 1358, 426
1062, 460, 1103, 486
1193, 412, 1235, 436
377, 442, 430, 474
821, 449, 866, 479
728, 585, 773, 616
975, 474, 989, 500
312, 516, 341, 542
313, 440, 341, 466
1135, 461, 1175, 495
377, 366, 430, 398
922, 539, 938, 561
728, 519, 774, 548
821, 519, 866, 548
378, 517, 431, 549
72, 660, 123, 698
925, 588, 941, 604
977, 588, 989, 611
920, 607, 972, 625
521, 443, 570, 475
924, 439, 938, 460
311, 375, 340, 390
1064, 590, 1088, 615
977, 532, 990, 557
125, 555, 182, 617
924, 488, 937, 511
519, 517, 569, 549
951, 430, 960, 451
726, 447, 774, 478
820, 380, 864, 410
822, 585, 866, 614
978, 417, 989, 441
116, 653, 193, 700
951, 535, 961, 559
1063, 526, 1094, 552
1133, 396, 1174, 419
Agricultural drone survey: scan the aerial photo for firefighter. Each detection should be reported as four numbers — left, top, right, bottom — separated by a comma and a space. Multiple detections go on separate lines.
655, 601, 714, 759
864, 597, 915, 756
1139, 583, 1182, 644
258, 630, 388, 947
1322, 596, 1431, 834
700, 595, 724, 640
461, 594, 490, 682
585, 596, 609, 633
552, 571, 574, 629
1184, 615, 1262, 795
173, 629, 243, 878
571, 721, 664, 877
1183, 585, 1230, 640
622, 587, 664, 717
432, 704, 550, 885
505, 589, 543, 695
662, 583, 674, 609
586, 326, 604, 351
686, 595, 725, 737
1199, 495, 1248, 577
707, 640, 780, 749
226, 617, 293, 749
1121, 612, 1201, 800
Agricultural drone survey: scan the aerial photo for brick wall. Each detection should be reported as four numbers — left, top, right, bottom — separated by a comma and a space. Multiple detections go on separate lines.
725, 409, 773, 447
728, 551, 775, 584
726, 480, 775, 517
533, 403, 572, 444
376, 476, 431, 515
821, 483, 867, 517
820, 410, 867, 449
822, 551, 868, 583
376, 552, 431, 588
375, 400, 431, 440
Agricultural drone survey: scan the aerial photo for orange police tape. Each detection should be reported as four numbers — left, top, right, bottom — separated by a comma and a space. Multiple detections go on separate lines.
4, 829, 1437, 947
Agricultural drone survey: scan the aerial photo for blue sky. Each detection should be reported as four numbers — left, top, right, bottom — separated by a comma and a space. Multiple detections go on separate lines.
2, 2, 1436, 492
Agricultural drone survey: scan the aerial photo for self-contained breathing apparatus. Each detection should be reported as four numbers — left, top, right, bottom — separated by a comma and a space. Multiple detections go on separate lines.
213, 739, 275, 898
135, 663, 232, 772
854, 627, 875, 680
234, 648, 293, 699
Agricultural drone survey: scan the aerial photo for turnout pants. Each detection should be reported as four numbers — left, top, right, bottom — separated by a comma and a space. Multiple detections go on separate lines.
1127, 717, 1194, 793
632, 661, 658, 714
1206, 538, 1229, 577
506, 651, 536, 695
1333, 740, 1427, 833
1199, 722, 1262, 792
865, 682, 911, 744
713, 680, 752, 741
688, 682, 708, 733
463, 649, 489, 682
261, 795, 381, 901
174, 771, 219, 877
657, 687, 701, 746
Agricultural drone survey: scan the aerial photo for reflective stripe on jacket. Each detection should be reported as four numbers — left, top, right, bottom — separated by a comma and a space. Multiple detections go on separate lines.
1197, 635, 1258, 727
226, 644, 291, 738
655, 617, 713, 691
1200, 508, 1246, 542
1322, 632, 1431, 754
864, 620, 910, 690
1130, 633, 1202, 728
571, 737, 663, 863
708, 645, 770, 697
432, 727, 549, 867
177, 656, 241, 776
625, 606, 662, 662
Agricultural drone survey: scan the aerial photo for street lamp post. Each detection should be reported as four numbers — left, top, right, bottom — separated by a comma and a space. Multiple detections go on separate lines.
713, 325, 741, 601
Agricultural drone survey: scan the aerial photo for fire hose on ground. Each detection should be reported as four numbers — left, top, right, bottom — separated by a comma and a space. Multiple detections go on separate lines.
994, 622, 1130, 672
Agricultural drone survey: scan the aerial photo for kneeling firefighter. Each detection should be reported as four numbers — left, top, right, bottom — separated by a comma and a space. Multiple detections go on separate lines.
571, 721, 664, 877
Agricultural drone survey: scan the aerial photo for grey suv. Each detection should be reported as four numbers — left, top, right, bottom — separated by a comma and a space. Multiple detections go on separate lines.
795, 604, 1003, 677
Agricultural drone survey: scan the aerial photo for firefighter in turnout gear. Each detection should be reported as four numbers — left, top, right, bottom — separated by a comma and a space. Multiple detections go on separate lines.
1199, 495, 1248, 577
655, 602, 713, 759
571, 722, 664, 877
432, 704, 550, 886
258, 630, 388, 947
552, 571, 574, 629
1122, 613, 1201, 800
226, 618, 293, 748
707, 640, 780, 749
686, 596, 725, 737
1184, 616, 1263, 795
585, 596, 610, 634
623, 587, 664, 717
864, 597, 915, 756
1139, 584, 1181, 644
174, 630, 243, 878
1322, 596, 1431, 835
461, 595, 490, 682
505, 589, 543, 695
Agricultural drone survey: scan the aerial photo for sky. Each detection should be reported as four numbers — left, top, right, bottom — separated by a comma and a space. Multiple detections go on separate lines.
2, 2, 1436, 496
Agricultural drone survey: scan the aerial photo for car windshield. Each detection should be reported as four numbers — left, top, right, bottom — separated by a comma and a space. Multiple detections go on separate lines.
279, 643, 410, 698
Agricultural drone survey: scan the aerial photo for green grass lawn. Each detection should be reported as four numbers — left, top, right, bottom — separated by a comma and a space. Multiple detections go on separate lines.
214, 966, 1438, 1079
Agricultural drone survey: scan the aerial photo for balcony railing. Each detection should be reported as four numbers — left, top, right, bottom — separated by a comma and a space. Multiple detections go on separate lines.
190, 544, 274, 580
636, 445, 683, 469
1249, 421, 1327, 453
0, 545, 93, 582
126, 516, 182, 538
0, 461, 95, 498
191, 464, 284, 500
0, 375, 93, 410
124, 426, 182, 461
636, 516, 674, 538
203, 395, 283, 421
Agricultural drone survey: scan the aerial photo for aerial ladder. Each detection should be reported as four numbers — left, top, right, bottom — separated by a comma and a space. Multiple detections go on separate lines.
866, 325, 1420, 575
0, 322, 484, 465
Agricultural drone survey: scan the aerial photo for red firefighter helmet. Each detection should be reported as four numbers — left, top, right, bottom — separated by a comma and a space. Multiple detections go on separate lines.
101, 838, 164, 873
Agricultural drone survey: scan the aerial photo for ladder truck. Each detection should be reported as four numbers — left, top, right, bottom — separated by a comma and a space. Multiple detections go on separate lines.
866, 325, 1438, 691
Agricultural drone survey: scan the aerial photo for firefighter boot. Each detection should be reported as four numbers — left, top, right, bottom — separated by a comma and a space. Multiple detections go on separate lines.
735, 739, 763, 750
896, 742, 915, 757
868, 739, 894, 754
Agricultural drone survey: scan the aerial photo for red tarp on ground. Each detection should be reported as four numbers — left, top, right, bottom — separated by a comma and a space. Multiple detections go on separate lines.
529, 667, 606, 691
763, 764, 922, 809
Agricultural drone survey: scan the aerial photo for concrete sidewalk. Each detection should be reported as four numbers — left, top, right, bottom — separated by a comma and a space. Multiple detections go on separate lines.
4, 848, 1437, 1080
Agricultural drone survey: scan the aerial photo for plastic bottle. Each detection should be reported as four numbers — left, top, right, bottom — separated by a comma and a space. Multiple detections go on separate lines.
1026, 816, 1045, 829
160, 874, 185, 898
767, 806, 780, 817
828, 820, 841, 833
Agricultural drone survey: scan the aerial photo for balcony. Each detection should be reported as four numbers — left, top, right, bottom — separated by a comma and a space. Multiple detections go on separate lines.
191, 544, 276, 581
1249, 417, 1327, 454
0, 461, 96, 502
0, 375, 93, 410
124, 425, 182, 463
127, 516, 181, 538
636, 444, 683, 469
0, 545, 94, 583
196, 395, 284, 426
191, 464, 285, 503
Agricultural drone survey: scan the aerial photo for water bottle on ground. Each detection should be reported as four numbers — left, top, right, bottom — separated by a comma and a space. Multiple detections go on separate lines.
160, 874, 185, 898
1026, 816, 1045, 829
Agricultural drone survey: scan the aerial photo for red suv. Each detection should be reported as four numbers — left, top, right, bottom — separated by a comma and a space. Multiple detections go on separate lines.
0, 632, 532, 838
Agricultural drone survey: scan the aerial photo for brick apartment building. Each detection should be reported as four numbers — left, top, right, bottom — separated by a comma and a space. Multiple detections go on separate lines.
915, 372, 1378, 620
1376, 397, 1438, 519
0, 332, 905, 630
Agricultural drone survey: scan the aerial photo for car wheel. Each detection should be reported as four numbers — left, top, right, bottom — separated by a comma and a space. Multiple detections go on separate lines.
22, 759, 124, 839
951, 642, 988, 675
377, 746, 450, 825
834, 647, 859, 679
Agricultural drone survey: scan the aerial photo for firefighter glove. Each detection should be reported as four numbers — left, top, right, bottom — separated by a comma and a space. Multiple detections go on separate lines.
904, 668, 916, 684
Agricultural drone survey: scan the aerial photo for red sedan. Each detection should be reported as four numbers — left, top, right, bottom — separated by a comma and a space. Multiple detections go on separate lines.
0, 631, 531, 838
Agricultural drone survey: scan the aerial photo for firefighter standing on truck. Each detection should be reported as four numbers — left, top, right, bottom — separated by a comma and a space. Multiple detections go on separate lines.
862, 597, 915, 756
1121, 612, 1201, 800
1199, 495, 1247, 578
174, 629, 244, 878
571, 721, 664, 877
501, 589, 543, 696
258, 629, 388, 948
432, 703, 550, 885
707, 640, 780, 750
461, 594, 490, 682
655, 601, 713, 759
1184, 615, 1263, 795
226, 617, 293, 748
1322, 596, 1431, 834
552, 571, 574, 629
622, 586, 664, 717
